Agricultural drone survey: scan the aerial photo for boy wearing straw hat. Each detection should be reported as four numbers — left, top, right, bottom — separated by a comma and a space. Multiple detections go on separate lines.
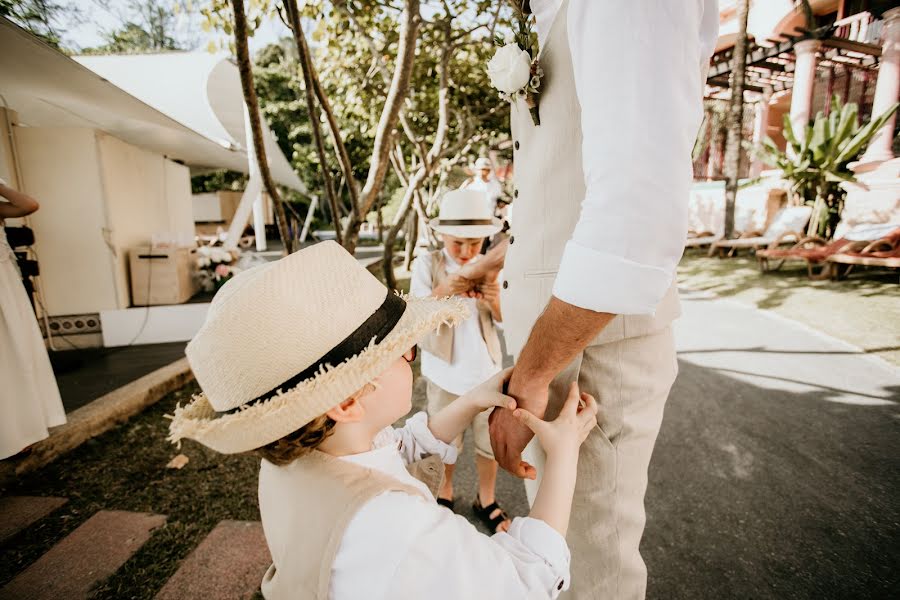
169, 241, 598, 599
410, 189, 511, 533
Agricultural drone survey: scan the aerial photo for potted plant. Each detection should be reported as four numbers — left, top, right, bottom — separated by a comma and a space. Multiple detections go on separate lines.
756, 96, 898, 239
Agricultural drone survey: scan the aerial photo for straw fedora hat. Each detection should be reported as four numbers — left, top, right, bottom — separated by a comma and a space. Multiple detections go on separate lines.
428, 189, 503, 239
168, 241, 467, 454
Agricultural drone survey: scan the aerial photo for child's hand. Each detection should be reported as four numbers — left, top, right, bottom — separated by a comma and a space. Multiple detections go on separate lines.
478, 280, 500, 304
513, 382, 597, 458
463, 368, 516, 411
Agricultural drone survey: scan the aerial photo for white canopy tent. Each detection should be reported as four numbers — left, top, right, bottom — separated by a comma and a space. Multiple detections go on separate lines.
0, 17, 308, 249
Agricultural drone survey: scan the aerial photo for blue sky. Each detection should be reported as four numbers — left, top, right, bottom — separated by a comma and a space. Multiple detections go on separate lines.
66, 0, 290, 52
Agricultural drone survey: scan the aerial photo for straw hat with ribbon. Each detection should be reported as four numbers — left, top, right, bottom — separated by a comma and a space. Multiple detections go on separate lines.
168, 241, 467, 454
428, 189, 503, 239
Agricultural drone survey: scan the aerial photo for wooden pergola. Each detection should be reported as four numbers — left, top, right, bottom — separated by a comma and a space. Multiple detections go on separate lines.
705, 22, 883, 96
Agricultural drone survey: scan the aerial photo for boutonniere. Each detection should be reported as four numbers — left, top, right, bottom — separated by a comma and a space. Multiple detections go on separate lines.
487, 3, 542, 126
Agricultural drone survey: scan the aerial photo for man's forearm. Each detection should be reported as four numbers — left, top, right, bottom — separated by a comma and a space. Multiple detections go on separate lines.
508, 296, 615, 413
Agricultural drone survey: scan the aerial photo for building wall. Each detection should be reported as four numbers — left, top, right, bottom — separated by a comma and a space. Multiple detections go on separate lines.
98, 133, 193, 308
14, 127, 195, 316
15, 127, 120, 315
0, 108, 20, 189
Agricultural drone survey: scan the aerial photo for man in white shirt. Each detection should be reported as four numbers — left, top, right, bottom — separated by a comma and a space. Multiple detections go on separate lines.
461, 157, 504, 208
488, 1, 719, 598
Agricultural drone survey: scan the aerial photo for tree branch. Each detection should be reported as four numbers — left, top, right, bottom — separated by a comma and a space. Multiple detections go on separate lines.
230, 0, 293, 253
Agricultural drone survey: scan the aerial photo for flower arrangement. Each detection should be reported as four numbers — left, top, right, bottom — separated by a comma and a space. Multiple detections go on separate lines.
488, 2, 542, 125
195, 245, 242, 291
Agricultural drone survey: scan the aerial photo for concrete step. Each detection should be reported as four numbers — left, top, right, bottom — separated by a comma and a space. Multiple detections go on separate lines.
0, 496, 68, 545
155, 520, 270, 600
0, 509, 166, 600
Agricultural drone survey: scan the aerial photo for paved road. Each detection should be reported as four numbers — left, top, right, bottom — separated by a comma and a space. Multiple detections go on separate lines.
448, 290, 900, 598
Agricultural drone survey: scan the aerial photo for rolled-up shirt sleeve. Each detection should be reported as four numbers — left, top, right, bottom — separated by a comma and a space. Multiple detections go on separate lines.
393, 412, 458, 465
552, 0, 713, 315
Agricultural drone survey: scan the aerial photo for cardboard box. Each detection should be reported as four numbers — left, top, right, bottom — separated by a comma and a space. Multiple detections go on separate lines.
129, 246, 198, 306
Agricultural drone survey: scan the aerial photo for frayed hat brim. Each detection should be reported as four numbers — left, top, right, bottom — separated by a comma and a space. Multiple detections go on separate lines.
168, 294, 468, 454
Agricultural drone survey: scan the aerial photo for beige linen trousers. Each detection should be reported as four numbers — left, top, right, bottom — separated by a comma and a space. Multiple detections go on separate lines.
500, 0, 688, 597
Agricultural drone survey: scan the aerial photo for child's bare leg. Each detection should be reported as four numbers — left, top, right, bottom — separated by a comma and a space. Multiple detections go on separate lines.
439, 463, 455, 502
476, 454, 510, 532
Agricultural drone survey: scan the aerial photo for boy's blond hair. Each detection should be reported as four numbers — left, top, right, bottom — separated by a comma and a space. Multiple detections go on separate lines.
254, 383, 376, 465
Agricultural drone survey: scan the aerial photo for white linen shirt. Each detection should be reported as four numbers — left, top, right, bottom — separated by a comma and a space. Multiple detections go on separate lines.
529, 0, 719, 314
330, 412, 571, 599
410, 250, 502, 395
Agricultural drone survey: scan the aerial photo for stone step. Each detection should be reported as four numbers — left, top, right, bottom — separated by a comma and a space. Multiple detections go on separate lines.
0, 496, 68, 545
155, 520, 270, 600
0, 510, 166, 600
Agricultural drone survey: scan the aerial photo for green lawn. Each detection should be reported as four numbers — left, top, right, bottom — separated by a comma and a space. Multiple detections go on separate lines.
677, 251, 900, 366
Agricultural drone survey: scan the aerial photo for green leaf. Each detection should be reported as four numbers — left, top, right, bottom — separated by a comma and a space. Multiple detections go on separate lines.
782, 113, 800, 154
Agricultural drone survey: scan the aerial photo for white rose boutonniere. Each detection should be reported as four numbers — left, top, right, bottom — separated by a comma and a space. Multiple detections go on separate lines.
487, 43, 532, 95
488, 4, 542, 125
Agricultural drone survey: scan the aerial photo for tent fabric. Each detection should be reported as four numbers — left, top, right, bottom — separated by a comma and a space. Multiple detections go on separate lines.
0, 17, 304, 193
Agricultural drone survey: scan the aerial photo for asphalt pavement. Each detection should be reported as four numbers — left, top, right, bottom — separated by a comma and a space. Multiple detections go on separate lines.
446, 289, 900, 598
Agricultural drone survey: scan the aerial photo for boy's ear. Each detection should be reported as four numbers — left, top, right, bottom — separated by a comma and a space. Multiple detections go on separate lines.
325, 397, 365, 423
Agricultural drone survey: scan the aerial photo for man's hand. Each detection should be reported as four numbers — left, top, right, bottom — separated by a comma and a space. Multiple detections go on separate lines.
489, 377, 549, 480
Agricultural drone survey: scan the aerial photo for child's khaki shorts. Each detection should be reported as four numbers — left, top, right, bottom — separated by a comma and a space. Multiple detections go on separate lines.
425, 379, 495, 460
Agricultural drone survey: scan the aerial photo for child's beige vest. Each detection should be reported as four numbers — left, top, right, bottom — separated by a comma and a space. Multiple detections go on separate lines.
419, 250, 503, 366
500, 0, 681, 357
259, 451, 444, 600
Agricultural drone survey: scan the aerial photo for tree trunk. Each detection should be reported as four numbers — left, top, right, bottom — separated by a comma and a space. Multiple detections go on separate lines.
343, 0, 422, 253
382, 172, 423, 289
723, 0, 750, 239
230, 0, 293, 254
284, 0, 342, 245
403, 203, 418, 271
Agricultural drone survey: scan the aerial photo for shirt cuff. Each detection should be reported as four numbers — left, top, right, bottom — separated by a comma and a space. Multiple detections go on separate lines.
552, 240, 673, 315
402, 412, 459, 465
503, 517, 571, 593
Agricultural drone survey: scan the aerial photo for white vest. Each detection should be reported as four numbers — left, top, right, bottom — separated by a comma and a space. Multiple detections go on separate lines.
501, 0, 681, 357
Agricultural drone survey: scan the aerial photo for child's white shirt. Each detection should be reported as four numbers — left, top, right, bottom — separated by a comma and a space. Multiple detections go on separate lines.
330, 412, 571, 599
410, 250, 502, 395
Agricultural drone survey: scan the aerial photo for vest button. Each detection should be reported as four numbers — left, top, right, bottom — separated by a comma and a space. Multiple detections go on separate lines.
514, 189, 519, 198
514, 141, 520, 150
509, 236, 515, 245
502, 280, 509, 289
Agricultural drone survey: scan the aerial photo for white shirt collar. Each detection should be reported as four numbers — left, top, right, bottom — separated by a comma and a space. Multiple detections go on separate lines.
339, 427, 432, 498
530, 0, 563, 49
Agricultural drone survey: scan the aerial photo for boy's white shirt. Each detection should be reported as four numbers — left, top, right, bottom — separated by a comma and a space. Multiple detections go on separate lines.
410, 250, 502, 395
330, 413, 570, 599
257, 412, 568, 599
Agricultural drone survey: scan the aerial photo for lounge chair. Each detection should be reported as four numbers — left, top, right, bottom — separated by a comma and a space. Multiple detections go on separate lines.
685, 230, 720, 249
756, 236, 865, 278
825, 228, 900, 280
709, 205, 812, 258
755, 225, 898, 278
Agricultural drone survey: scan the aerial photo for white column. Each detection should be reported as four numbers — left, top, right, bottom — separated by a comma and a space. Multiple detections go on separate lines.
750, 87, 773, 177
789, 39, 822, 144
859, 8, 900, 164
252, 193, 267, 251
225, 102, 267, 250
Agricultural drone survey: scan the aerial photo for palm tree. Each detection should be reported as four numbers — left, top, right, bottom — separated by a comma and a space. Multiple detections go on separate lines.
722, 0, 750, 238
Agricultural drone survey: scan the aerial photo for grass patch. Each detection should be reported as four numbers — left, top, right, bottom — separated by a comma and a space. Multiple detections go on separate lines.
678, 251, 900, 365
0, 382, 260, 598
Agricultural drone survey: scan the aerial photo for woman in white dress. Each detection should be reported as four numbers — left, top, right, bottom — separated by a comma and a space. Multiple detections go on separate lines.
0, 177, 66, 459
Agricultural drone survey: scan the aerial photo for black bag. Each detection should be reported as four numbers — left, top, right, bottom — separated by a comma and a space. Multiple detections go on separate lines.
4, 226, 35, 248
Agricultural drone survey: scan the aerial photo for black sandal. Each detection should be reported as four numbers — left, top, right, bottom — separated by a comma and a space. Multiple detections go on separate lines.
473, 496, 510, 533
437, 497, 454, 510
